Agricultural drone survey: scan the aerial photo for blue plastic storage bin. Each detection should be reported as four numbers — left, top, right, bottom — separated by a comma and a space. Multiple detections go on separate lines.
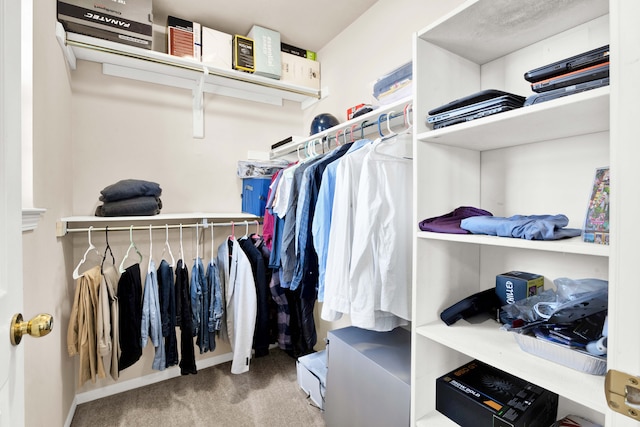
241, 177, 271, 216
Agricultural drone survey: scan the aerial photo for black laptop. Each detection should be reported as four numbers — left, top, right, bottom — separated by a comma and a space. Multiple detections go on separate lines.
531, 62, 609, 93
524, 45, 609, 83
427, 89, 526, 129
524, 77, 609, 106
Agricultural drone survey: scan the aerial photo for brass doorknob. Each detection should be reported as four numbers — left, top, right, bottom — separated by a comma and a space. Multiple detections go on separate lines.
10, 313, 53, 346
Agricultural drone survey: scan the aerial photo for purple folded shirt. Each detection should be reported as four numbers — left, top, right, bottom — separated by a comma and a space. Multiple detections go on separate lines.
419, 206, 493, 234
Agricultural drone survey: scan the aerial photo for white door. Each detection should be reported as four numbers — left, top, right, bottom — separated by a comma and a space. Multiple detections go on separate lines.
0, 0, 25, 425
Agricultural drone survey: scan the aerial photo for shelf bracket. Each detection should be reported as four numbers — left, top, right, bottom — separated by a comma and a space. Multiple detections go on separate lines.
55, 22, 76, 70
192, 66, 208, 139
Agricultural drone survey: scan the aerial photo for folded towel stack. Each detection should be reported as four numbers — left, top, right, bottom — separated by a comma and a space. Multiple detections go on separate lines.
95, 179, 162, 217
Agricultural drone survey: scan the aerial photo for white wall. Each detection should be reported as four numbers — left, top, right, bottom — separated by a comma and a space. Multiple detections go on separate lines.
22, 2, 75, 427
303, 0, 466, 129
23, 1, 465, 425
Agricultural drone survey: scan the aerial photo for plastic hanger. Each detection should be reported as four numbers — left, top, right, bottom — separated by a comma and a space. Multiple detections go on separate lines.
210, 223, 215, 265
73, 226, 102, 279
360, 120, 368, 139
377, 113, 391, 138
254, 220, 260, 236
147, 224, 153, 272
194, 223, 200, 272
161, 224, 175, 266
179, 223, 187, 269
101, 226, 115, 274
350, 124, 358, 142
119, 225, 143, 273
335, 130, 343, 146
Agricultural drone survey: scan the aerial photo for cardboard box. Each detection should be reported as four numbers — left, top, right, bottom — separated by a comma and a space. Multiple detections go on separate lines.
281, 42, 317, 61
247, 25, 281, 79
296, 350, 327, 410
496, 271, 544, 306
241, 177, 271, 216
201, 26, 232, 70
436, 360, 558, 427
281, 52, 320, 90
167, 16, 201, 59
57, 0, 153, 49
233, 35, 255, 73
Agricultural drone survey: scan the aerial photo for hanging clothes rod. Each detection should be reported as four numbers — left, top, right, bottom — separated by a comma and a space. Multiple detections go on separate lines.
270, 96, 413, 159
63, 220, 261, 235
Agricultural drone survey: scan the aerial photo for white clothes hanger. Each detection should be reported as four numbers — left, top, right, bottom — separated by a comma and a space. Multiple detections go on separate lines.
179, 223, 187, 269
73, 226, 102, 279
195, 223, 200, 271
161, 224, 175, 266
147, 224, 153, 272
119, 225, 143, 273
254, 220, 260, 236
210, 223, 215, 264
373, 106, 414, 159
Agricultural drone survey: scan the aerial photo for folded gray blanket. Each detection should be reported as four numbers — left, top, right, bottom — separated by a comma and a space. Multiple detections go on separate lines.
95, 196, 162, 217
99, 179, 162, 202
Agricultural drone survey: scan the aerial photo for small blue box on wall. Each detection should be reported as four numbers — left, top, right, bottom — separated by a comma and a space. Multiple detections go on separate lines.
241, 177, 271, 216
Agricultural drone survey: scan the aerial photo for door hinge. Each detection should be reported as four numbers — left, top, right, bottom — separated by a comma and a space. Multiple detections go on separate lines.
605, 369, 640, 420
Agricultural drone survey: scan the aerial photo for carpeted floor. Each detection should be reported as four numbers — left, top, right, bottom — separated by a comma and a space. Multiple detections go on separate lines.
71, 349, 325, 427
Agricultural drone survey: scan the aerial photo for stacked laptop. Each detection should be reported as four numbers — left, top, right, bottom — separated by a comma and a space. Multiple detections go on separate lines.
426, 89, 526, 130
425, 45, 610, 130
523, 44, 610, 106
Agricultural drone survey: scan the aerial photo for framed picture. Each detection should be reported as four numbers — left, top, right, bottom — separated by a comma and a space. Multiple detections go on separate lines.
583, 167, 610, 245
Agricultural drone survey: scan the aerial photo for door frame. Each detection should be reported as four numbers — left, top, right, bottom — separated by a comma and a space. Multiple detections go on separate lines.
0, 0, 26, 425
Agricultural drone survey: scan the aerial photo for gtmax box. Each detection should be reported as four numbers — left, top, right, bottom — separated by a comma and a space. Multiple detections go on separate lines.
57, 0, 153, 49
436, 360, 558, 427
496, 270, 543, 306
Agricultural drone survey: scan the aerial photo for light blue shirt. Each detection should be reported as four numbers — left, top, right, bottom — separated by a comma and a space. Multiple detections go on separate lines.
141, 260, 166, 370
312, 139, 371, 301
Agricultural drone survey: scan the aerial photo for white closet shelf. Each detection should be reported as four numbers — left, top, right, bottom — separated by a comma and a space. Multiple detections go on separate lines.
419, 0, 609, 64
57, 24, 320, 104
417, 232, 609, 257
55, 23, 322, 139
417, 86, 609, 151
416, 320, 607, 414
56, 212, 260, 237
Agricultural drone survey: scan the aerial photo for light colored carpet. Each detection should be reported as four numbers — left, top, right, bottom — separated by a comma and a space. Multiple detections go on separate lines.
71, 349, 325, 427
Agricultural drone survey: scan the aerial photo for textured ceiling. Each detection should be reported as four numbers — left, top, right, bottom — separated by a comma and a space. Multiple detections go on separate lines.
152, 0, 379, 52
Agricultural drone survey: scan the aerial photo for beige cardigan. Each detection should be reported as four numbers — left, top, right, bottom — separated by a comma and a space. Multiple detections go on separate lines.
67, 265, 106, 386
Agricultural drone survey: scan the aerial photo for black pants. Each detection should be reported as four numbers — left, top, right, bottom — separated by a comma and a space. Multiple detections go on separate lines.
117, 263, 142, 371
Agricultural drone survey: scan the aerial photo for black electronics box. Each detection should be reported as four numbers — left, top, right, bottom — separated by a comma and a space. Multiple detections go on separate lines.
436, 360, 558, 427
57, 0, 153, 50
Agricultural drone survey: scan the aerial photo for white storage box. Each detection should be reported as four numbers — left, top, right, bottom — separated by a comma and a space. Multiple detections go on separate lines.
201, 27, 232, 70
296, 350, 327, 409
281, 52, 320, 90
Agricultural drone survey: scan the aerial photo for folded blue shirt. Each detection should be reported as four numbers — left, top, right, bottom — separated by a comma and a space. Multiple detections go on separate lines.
460, 214, 582, 240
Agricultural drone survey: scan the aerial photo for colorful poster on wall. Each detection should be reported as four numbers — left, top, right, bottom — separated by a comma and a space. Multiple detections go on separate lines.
583, 166, 610, 245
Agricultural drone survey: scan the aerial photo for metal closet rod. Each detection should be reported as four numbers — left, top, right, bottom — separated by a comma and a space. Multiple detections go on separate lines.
64, 220, 261, 235
328, 110, 410, 144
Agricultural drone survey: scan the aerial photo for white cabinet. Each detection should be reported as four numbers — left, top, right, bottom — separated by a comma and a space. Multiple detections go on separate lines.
410, 0, 626, 425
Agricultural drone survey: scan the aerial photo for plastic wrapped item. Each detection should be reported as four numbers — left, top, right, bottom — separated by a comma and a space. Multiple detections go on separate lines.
373, 61, 412, 105
552, 414, 603, 427
237, 159, 289, 178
